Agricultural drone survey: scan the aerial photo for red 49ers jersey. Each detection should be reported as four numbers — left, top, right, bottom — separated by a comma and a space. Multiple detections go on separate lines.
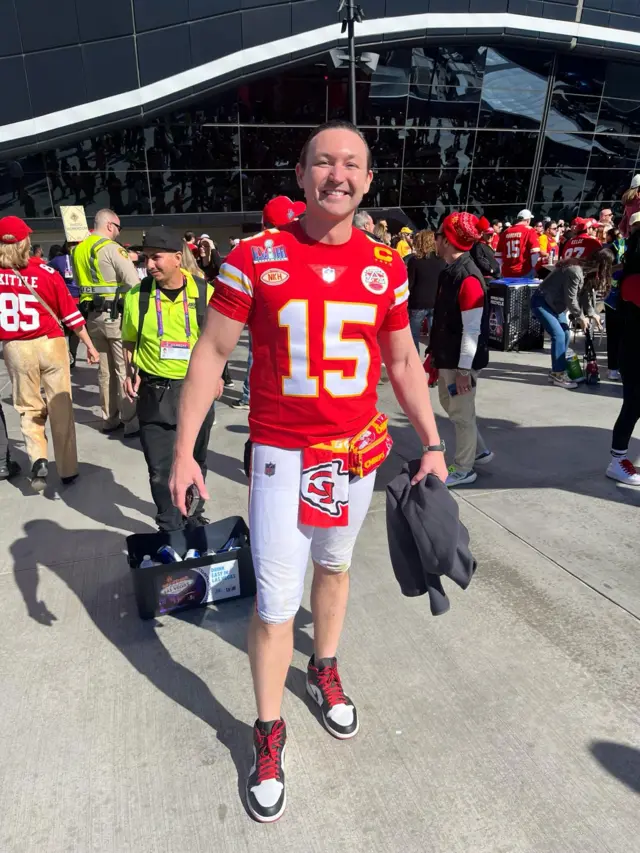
211, 222, 409, 448
0, 263, 85, 342
496, 223, 540, 277
560, 235, 601, 260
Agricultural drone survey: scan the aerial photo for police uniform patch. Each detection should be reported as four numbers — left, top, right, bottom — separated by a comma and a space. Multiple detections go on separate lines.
118, 247, 130, 259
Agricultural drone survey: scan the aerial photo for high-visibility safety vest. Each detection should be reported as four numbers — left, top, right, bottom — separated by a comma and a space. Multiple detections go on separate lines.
72, 235, 119, 303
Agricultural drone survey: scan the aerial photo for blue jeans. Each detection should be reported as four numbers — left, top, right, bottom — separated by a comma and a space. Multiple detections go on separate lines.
531, 289, 570, 373
409, 308, 433, 352
240, 332, 252, 404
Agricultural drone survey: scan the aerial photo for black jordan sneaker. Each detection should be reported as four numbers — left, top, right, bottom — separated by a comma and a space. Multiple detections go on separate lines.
306, 656, 359, 739
246, 718, 287, 823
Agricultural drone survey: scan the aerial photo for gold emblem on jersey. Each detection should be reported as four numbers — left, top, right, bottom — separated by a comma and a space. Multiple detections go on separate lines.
373, 245, 393, 264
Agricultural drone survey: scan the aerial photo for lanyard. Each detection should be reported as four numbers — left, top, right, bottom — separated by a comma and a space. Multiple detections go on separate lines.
155, 279, 191, 339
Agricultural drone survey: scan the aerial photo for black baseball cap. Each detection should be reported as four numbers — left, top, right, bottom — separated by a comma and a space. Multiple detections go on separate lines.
142, 227, 182, 253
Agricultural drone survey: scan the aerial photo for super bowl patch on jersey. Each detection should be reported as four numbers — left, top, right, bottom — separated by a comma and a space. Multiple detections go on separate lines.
251, 239, 288, 264
259, 268, 289, 285
361, 265, 389, 294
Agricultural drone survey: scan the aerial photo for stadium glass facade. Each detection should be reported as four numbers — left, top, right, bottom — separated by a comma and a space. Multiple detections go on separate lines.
3, 44, 640, 230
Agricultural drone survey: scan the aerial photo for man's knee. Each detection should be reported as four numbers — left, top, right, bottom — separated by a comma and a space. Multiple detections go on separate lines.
255, 603, 298, 626
313, 557, 351, 575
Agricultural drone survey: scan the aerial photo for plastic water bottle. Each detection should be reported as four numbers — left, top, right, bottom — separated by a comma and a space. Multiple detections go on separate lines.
139, 555, 157, 569
185, 549, 201, 560
156, 545, 182, 564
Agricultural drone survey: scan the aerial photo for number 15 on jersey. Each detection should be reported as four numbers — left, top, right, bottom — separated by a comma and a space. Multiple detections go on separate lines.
278, 299, 377, 398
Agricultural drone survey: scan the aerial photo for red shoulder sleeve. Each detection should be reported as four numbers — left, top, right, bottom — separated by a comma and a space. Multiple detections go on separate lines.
458, 276, 484, 311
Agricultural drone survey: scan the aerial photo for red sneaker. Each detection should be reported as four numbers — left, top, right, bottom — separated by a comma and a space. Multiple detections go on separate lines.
246, 719, 287, 822
306, 656, 359, 739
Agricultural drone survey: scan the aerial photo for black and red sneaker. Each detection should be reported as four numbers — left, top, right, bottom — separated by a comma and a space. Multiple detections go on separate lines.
246, 719, 287, 823
306, 656, 359, 740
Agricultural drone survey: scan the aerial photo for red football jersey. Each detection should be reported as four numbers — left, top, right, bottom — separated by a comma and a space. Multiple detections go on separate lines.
0, 263, 85, 342
560, 235, 602, 260
496, 223, 540, 277
211, 222, 409, 448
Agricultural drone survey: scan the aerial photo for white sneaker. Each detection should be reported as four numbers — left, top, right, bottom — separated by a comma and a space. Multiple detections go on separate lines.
445, 467, 477, 488
608, 369, 621, 381
549, 371, 578, 389
606, 457, 640, 486
475, 450, 494, 465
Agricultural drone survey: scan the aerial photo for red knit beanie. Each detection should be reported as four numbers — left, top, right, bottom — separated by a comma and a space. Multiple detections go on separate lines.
442, 212, 487, 251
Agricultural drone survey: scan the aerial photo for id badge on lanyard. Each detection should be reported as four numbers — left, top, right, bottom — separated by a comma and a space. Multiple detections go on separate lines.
156, 282, 192, 360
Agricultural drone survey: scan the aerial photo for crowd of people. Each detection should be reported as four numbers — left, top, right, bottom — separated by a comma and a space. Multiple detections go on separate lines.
2, 118, 640, 824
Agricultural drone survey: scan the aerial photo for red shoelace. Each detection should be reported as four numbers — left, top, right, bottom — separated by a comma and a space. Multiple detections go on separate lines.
255, 721, 285, 783
315, 662, 347, 708
619, 458, 638, 476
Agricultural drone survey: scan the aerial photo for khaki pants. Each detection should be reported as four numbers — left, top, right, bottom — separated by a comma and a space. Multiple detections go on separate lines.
3, 336, 78, 478
437, 368, 488, 473
86, 310, 138, 432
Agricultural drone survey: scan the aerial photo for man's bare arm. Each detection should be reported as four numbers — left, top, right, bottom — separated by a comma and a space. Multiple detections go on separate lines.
175, 307, 245, 458
378, 325, 447, 483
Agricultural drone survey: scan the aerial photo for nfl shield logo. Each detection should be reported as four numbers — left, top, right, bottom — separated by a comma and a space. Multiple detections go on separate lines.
322, 267, 336, 283
265, 462, 276, 477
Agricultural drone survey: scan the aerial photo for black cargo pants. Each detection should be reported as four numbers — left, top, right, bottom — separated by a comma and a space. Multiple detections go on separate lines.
137, 373, 216, 531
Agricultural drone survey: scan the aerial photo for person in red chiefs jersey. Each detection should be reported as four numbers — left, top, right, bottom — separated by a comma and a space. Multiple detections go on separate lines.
0, 216, 98, 491
560, 217, 602, 260
489, 219, 502, 251
169, 119, 447, 823
495, 208, 541, 278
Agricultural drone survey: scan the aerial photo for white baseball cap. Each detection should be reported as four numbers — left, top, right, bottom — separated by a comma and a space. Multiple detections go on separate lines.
630, 175, 640, 189
517, 208, 533, 220
629, 211, 640, 228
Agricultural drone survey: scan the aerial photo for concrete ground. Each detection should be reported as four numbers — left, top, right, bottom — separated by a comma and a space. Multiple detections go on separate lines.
0, 335, 639, 853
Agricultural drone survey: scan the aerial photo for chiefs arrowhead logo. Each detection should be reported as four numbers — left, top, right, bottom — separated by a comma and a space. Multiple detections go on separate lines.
300, 459, 348, 519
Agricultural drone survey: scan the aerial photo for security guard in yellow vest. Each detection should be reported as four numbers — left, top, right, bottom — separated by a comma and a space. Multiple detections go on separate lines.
122, 227, 221, 531
72, 208, 140, 435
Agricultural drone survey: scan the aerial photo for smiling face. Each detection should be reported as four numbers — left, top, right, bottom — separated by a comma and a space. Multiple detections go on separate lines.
296, 128, 373, 225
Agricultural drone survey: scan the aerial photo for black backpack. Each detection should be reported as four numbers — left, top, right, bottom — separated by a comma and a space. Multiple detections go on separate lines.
134, 274, 208, 362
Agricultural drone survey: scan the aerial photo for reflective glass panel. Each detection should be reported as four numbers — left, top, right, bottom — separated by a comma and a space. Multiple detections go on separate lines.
408, 87, 481, 128
541, 132, 592, 168
239, 74, 327, 124
361, 128, 406, 168
589, 135, 640, 170
242, 171, 302, 212
403, 127, 475, 169
0, 155, 53, 219
597, 98, 640, 137
240, 126, 311, 169
362, 170, 401, 208
554, 55, 605, 98
468, 169, 531, 206
148, 171, 240, 214
547, 95, 600, 134
402, 169, 470, 208
472, 131, 538, 168
410, 46, 486, 89
535, 169, 587, 205
583, 170, 635, 202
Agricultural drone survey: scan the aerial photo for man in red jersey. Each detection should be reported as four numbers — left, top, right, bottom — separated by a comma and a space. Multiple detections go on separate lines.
0, 216, 98, 490
560, 217, 602, 260
495, 208, 540, 277
169, 120, 447, 823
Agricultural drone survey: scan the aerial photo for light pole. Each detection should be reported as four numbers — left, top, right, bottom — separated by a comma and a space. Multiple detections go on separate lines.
338, 0, 365, 125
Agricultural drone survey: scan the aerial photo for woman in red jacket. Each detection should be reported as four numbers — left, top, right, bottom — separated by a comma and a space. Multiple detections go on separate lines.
0, 216, 99, 491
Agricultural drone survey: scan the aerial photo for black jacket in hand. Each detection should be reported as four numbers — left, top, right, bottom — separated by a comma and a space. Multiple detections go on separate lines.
386, 461, 477, 615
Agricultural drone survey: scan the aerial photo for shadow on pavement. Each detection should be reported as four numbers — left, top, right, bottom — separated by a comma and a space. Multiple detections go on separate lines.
377, 414, 640, 507
11, 519, 316, 816
590, 741, 640, 795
